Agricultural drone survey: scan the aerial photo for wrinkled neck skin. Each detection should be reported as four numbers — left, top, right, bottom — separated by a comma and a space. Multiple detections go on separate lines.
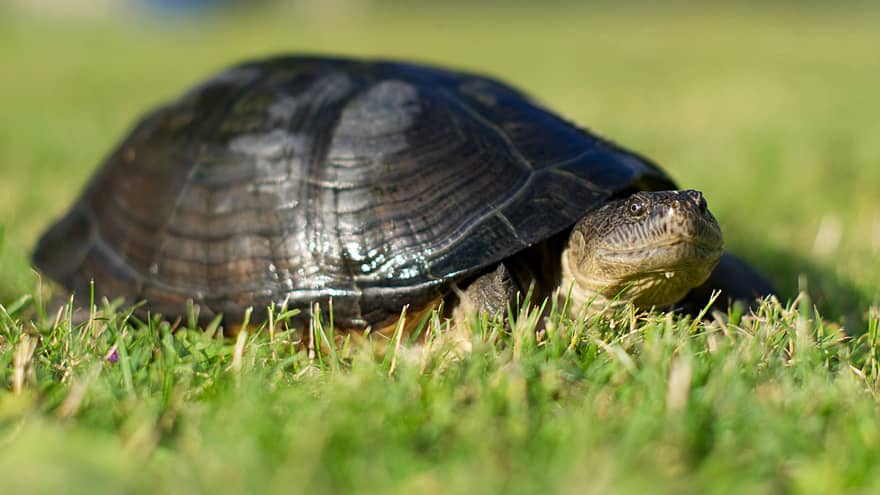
558, 190, 725, 315
558, 245, 618, 313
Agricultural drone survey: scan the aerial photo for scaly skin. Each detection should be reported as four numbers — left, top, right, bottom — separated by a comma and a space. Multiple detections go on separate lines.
561, 189, 724, 311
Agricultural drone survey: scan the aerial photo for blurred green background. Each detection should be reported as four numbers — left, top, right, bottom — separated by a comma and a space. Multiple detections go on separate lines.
3, 3, 880, 494
1, 0, 879, 324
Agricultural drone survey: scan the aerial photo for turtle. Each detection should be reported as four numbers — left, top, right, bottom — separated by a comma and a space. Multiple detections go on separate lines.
32, 55, 773, 334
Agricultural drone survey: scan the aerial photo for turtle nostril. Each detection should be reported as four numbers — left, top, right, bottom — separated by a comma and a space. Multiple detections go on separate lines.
687, 190, 707, 212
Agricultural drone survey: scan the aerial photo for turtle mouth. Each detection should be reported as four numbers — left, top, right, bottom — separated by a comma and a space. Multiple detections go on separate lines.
594, 237, 724, 308
597, 235, 724, 266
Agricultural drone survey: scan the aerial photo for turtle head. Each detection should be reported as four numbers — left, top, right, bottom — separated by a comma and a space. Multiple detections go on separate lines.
565, 190, 724, 309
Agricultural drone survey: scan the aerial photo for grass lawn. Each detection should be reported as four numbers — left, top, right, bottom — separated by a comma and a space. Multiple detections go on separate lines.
2, 3, 880, 493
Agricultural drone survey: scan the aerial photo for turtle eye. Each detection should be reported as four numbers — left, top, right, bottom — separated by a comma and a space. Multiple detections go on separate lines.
628, 199, 646, 217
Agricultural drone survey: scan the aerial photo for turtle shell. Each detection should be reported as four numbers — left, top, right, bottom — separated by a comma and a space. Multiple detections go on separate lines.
33, 55, 675, 328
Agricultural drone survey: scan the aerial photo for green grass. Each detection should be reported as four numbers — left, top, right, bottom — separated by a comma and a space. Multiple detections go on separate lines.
2, 3, 880, 493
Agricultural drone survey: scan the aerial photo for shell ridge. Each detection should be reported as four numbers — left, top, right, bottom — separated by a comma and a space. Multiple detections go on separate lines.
146, 69, 273, 311
439, 88, 536, 173
288, 71, 366, 305
428, 171, 535, 262
493, 211, 524, 244
547, 166, 611, 194
319, 79, 404, 321
89, 225, 149, 285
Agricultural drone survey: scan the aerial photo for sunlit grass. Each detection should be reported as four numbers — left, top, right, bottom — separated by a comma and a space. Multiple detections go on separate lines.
2, 290, 880, 493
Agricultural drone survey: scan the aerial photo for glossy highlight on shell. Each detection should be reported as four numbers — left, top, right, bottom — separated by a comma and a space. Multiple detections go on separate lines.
32, 55, 676, 329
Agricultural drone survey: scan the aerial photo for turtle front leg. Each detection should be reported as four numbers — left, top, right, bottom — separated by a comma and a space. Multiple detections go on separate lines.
459, 263, 521, 320
676, 252, 775, 316
448, 263, 521, 348
444, 263, 521, 353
